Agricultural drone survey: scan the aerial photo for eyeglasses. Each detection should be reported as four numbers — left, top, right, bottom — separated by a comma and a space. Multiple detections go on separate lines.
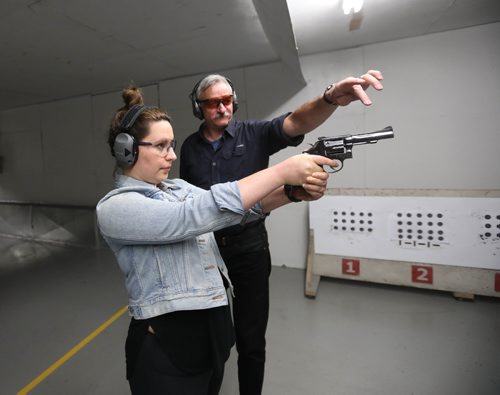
138, 139, 177, 156
198, 95, 233, 109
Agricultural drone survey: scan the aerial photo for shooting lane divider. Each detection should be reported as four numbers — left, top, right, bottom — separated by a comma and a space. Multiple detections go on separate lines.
17, 305, 128, 395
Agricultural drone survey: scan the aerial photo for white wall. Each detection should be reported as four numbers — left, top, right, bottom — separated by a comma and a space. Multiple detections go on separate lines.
265, 22, 500, 268
1, 23, 498, 267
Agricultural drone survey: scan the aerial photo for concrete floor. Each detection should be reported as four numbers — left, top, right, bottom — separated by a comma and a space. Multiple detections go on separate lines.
1, 238, 499, 395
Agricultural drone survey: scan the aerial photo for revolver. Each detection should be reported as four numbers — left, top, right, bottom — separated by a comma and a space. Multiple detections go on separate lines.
303, 126, 394, 173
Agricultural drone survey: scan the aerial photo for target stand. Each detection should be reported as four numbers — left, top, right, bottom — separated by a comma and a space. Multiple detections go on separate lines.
306, 189, 500, 299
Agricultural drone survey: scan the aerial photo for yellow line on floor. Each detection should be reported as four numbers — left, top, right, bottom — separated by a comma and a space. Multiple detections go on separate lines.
17, 305, 128, 395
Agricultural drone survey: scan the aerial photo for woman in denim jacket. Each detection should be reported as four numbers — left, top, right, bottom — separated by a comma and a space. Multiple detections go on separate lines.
96, 86, 335, 395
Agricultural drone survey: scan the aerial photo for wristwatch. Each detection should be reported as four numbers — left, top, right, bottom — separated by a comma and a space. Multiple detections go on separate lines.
284, 184, 302, 203
322, 84, 338, 106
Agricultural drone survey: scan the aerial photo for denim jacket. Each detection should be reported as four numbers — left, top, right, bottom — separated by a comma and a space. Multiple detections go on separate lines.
96, 175, 262, 319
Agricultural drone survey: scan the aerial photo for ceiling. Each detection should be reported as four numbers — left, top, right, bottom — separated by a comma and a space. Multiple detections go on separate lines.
0, 0, 499, 112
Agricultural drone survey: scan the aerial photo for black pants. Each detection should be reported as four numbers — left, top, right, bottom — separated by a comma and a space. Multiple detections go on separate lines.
215, 222, 271, 395
129, 333, 223, 395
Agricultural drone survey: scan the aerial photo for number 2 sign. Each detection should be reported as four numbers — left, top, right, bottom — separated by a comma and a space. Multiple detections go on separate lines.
412, 265, 433, 284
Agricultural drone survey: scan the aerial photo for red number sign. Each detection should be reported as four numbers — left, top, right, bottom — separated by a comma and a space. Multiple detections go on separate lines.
412, 265, 433, 284
342, 259, 360, 276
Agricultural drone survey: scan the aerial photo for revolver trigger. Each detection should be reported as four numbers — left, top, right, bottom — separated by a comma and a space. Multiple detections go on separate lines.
328, 159, 343, 173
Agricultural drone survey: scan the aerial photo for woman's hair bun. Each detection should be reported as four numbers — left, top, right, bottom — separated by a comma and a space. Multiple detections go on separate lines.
122, 85, 144, 108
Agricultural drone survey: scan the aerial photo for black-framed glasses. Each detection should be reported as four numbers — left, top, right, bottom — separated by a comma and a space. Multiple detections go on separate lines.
138, 139, 177, 156
198, 95, 233, 109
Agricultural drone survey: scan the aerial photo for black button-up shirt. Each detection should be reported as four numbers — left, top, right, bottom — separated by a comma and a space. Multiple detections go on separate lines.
180, 114, 304, 190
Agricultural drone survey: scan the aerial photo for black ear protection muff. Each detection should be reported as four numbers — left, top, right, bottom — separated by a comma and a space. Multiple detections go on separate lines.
112, 105, 148, 168
189, 76, 238, 120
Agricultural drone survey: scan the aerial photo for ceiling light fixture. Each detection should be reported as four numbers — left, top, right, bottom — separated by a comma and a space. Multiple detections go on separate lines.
342, 0, 364, 15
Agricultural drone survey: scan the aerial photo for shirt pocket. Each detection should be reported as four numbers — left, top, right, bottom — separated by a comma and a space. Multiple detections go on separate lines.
223, 143, 246, 159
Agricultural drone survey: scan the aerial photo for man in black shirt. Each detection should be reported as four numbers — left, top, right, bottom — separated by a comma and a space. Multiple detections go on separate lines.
180, 71, 384, 394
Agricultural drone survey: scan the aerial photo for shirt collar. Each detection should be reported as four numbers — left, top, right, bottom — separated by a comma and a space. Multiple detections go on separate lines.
197, 118, 237, 142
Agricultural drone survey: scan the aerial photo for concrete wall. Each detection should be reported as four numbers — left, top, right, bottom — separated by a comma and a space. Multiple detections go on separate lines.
1, 22, 498, 268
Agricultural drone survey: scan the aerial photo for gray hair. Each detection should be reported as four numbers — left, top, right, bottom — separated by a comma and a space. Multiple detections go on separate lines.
195, 74, 233, 99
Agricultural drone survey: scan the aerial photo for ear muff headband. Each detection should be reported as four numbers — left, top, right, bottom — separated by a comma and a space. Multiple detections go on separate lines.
120, 104, 147, 130
189, 77, 238, 120
113, 105, 148, 168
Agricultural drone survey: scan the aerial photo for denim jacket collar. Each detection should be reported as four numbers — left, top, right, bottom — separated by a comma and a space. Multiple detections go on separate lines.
115, 175, 182, 192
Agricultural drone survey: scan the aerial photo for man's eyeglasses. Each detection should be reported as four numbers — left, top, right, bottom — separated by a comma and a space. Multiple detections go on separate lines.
198, 95, 233, 109
138, 139, 177, 156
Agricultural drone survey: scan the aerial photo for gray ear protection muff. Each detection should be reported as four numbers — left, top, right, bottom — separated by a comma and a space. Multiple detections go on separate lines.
112, 105, 147, 167
189, 77, 238, 120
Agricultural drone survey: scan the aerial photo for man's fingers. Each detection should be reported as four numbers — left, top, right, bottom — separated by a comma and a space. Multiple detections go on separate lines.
366, 69, 383, 80
361, 73, 384, 91
360, 69, 384, 88
336, 77, 365, 93
352, 84, 372, 105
